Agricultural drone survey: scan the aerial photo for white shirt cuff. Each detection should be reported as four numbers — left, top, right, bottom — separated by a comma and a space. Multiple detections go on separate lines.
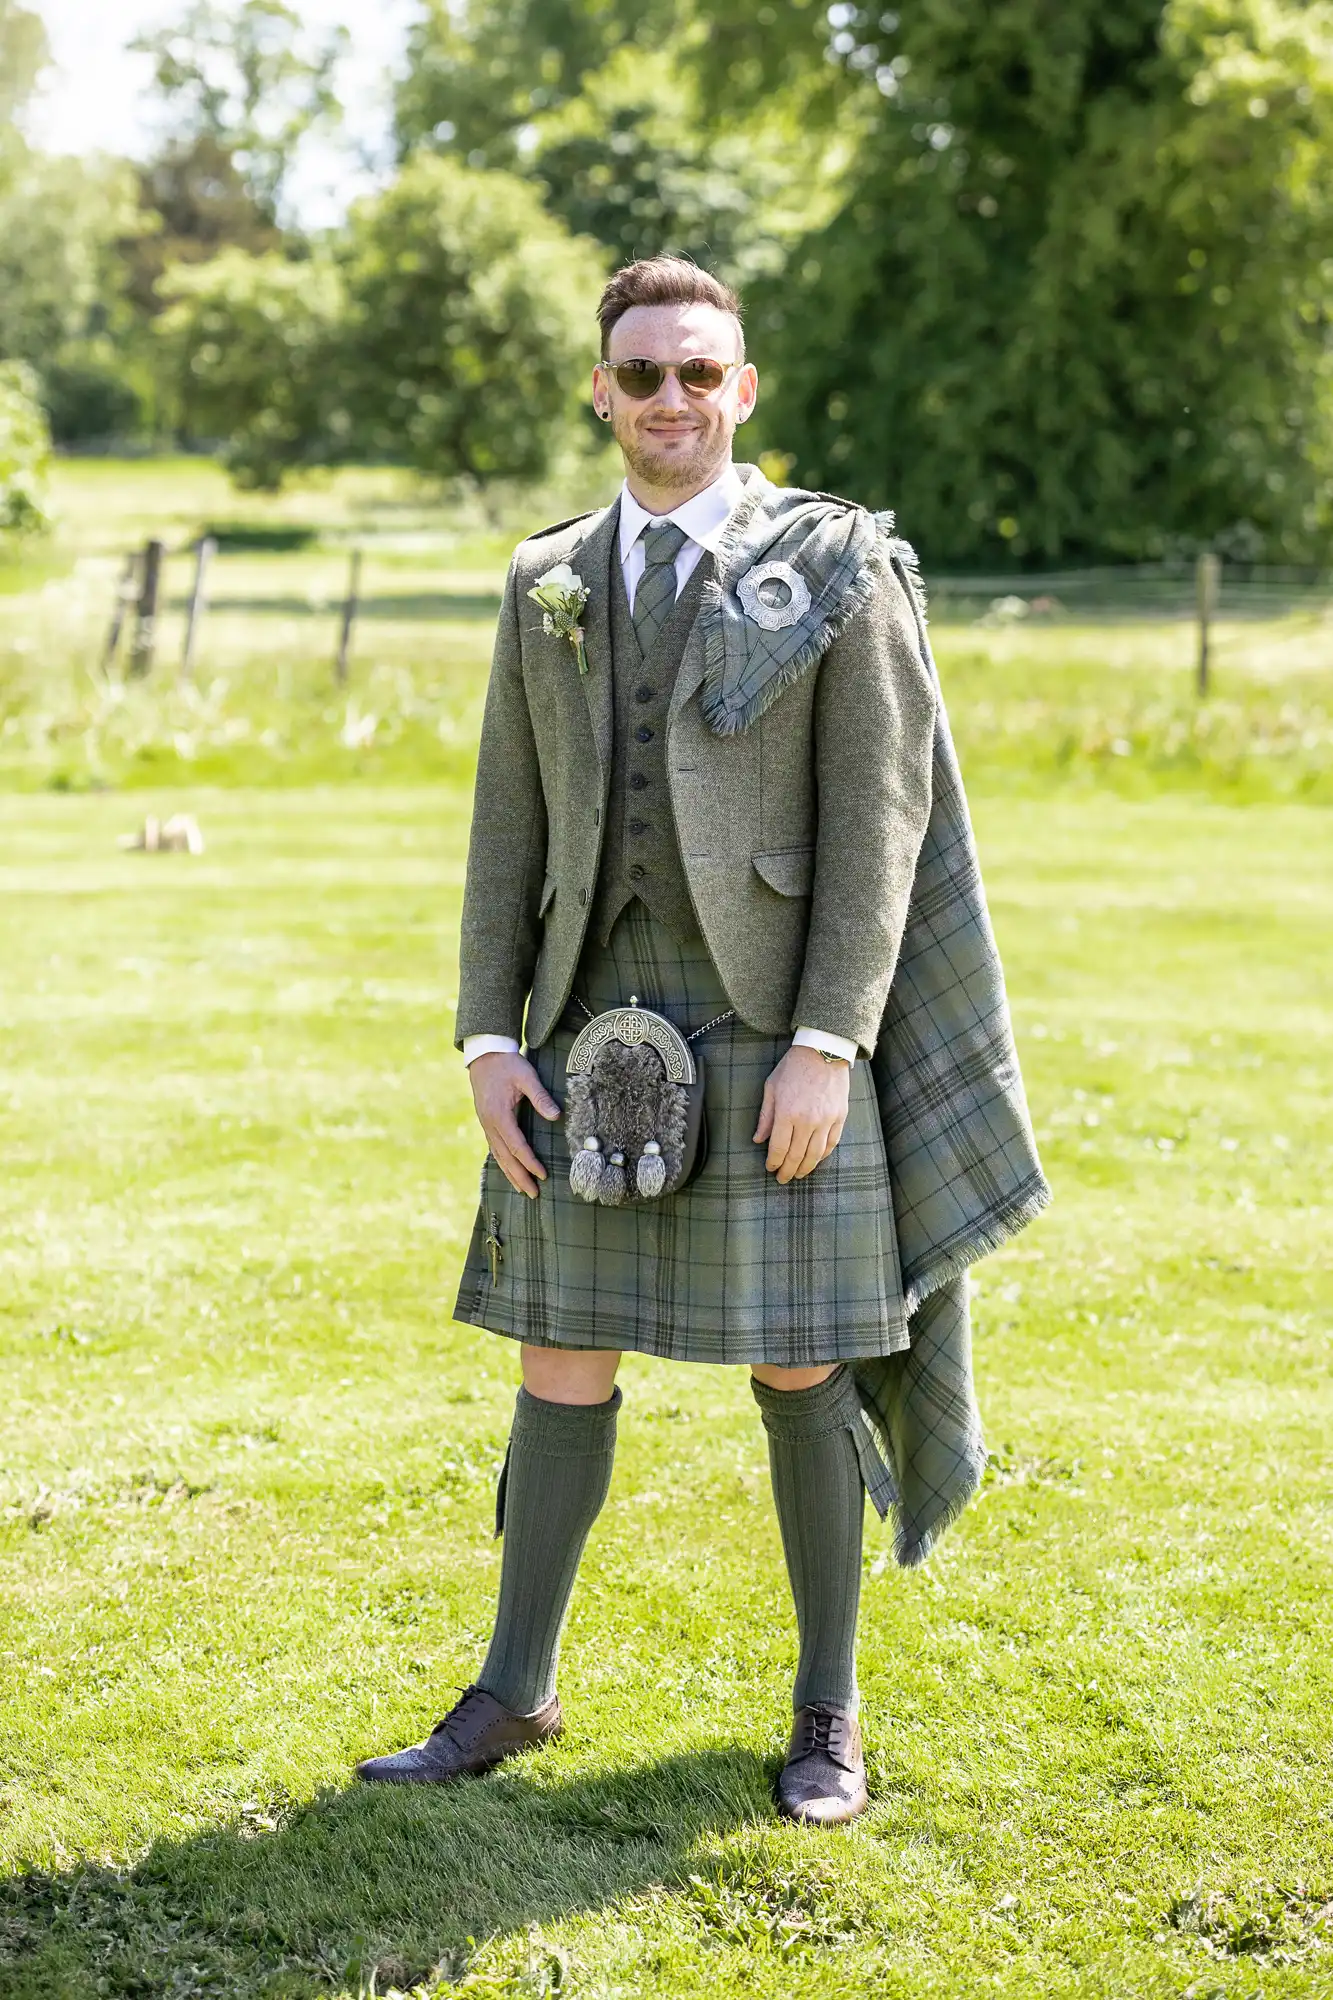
792, 1026, 858, 1066
462, 1034, 521, 1066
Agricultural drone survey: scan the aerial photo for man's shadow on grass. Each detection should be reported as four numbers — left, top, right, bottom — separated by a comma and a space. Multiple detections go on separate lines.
7, 1744, 773, 1994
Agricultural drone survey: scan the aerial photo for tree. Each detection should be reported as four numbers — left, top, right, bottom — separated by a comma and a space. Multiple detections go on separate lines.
0, 0, 44, 128
0, 1, 143, 445
394, 0, 671, 168
713, 0, 1333, 564
131, 0, 346, 226
337, 152, 606, 483
157, 156, 607, 489
0, 361, 51, 537
120, 135, 281, 322
157, 248, 346, 486
0, 152, 139, 370
393, 3, 838, 289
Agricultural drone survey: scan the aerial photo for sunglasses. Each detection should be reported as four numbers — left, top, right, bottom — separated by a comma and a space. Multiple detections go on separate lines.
602, 356, 742, 400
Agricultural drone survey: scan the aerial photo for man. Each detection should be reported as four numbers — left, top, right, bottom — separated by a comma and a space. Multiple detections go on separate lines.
356, 258, 1048, 1822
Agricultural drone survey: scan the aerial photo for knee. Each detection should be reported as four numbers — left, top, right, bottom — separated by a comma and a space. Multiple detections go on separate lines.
750, 1363, 840, 1393
521, 1344, 622, 1406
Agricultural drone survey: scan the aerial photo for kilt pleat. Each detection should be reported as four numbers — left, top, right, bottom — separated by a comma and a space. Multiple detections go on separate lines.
453, 905, 910, 1367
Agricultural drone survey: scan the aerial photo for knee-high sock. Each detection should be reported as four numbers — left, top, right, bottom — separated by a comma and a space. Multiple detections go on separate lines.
477, 1385, 620, 1714
752, 1367, 865, 1713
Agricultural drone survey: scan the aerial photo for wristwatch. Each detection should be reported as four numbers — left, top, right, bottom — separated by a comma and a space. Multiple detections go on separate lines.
819, 1048, 851, 1065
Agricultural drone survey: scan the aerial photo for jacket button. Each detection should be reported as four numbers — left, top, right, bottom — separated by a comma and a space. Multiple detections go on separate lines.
635, 725, 654, 743
629, 863, 646, 881
579, 888, 589, 905
593, 807, 600, 825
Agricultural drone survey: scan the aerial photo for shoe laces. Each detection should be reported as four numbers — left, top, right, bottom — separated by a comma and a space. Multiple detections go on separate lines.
430, 1683, 488, 1741
794, 1705, 842, 1761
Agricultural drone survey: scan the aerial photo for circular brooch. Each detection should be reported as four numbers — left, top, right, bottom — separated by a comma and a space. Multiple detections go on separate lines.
736, 560, 811, 632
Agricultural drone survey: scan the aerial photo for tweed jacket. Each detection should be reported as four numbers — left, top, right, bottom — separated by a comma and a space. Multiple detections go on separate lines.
455, 465, 937, 1056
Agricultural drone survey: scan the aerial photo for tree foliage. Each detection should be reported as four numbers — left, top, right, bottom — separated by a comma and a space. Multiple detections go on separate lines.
158, 248, 345, 486
337, 153, 605, 481
158, 156, 606, 489
0, 361, 51, 537
0, 3, 143, 444
720, 0, 1333, 564
394, 4, 836, 291
131, 0, 346, 225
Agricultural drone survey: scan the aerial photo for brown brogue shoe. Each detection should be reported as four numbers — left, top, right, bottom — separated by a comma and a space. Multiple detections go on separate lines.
355, 1684, 562, 1785
776, 1703, 869, 1826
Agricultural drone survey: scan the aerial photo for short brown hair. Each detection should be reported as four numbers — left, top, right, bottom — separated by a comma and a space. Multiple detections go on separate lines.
597, 256, 744, 358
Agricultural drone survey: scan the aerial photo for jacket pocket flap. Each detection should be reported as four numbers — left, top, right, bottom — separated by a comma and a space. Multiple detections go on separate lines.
752, 846, 815, 897
539, 874, 557, 916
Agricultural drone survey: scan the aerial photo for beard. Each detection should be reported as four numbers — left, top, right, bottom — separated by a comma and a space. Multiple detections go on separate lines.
614, 414, 726, 493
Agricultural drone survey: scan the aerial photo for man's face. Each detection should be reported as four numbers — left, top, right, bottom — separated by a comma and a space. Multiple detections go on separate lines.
592, 302, 759, 496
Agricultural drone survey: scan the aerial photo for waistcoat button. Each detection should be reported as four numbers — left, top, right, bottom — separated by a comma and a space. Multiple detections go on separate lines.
635, 726, 654, 743
629, 863, 646, 881
634, 685, 656, 703
630, 772, 647, 790
629, 818, 647, 835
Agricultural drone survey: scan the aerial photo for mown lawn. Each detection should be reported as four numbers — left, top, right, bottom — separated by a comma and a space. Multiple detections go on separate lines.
2, 774, 1330, 1999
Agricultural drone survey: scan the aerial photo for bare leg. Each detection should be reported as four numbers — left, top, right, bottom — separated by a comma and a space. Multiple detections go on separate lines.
751, 1362, 838, 1392
522, 1343, 622, 1405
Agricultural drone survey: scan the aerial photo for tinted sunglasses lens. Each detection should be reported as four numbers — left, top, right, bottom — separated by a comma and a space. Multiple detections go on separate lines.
678, 359, 728, 394
612, 360, 664, 398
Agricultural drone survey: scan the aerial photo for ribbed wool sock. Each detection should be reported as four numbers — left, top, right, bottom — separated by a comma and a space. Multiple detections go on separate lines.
752, 1366, 865, 1713
477, 1385, 621, 1715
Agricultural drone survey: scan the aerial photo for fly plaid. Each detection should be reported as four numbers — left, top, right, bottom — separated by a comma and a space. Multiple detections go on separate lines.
851, 546, 1050, 1565
694, 512, 1050, 1564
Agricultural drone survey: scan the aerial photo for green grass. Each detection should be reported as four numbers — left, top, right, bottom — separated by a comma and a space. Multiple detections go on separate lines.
1, 785, 1329, 1999
1, 460, 1331, 1997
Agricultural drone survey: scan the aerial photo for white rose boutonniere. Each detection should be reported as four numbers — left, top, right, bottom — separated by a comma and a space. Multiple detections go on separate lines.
528, 562, 591, 676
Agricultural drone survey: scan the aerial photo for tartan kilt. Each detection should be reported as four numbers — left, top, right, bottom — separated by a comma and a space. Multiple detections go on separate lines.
453, 904, 910, 1368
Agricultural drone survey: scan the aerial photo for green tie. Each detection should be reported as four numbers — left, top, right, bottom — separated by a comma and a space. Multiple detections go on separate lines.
633, 520, 688, 653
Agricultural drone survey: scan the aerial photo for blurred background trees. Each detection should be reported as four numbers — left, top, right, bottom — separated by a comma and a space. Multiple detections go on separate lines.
2, 0, 1332, 560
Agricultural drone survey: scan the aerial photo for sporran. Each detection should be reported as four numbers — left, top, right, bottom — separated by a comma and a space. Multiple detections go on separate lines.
563, 996, 732, 1204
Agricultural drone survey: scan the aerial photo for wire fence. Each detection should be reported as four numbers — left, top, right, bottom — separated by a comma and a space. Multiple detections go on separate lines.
930, 563, 1333, 624
96, 538, 1333, 693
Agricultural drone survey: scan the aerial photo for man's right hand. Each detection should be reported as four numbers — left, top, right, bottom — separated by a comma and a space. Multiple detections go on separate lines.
470, 1052, 562, 1198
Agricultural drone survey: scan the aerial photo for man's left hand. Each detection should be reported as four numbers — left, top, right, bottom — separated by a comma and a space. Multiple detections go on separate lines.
753, 1044, 851, 1184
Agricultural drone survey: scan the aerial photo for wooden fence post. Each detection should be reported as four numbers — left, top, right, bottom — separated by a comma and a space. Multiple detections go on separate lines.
335, 547, 362, 685
128, 538, 165, 678
1196, 550, 1220, 697
102, 551, 139, 671
180, 535, 216, 680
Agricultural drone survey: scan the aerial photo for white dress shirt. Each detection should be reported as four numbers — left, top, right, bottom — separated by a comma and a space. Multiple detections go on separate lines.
463, 465, 858, 1068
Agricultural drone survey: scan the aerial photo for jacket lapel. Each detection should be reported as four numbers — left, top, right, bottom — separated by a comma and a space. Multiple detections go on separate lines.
571, 499, 620, 780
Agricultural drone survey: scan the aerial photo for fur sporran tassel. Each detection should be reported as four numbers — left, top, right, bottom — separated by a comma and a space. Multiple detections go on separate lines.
636, 1140, 666, 1198
599, 1152, 628, 1205
569, 1137, 605, 1200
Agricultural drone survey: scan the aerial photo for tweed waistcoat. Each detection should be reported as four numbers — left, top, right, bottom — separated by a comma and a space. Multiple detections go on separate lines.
589, 552, 712, 946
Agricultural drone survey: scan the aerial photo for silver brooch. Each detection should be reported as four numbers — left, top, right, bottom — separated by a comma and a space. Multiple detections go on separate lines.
736, 560, 811, 632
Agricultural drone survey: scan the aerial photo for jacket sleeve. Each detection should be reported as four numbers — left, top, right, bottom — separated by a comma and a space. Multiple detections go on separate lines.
454, 557, 549, 1046
792, 558, 936, 1056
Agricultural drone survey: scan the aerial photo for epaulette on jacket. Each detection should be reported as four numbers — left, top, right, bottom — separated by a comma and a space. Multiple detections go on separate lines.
522, 508, 599, 547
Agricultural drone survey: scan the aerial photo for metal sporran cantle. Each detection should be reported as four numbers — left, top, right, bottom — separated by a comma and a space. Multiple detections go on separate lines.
564, 996, 728, 1204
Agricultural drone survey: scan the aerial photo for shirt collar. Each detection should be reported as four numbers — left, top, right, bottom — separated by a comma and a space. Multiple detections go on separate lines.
617, 462, 746, 565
